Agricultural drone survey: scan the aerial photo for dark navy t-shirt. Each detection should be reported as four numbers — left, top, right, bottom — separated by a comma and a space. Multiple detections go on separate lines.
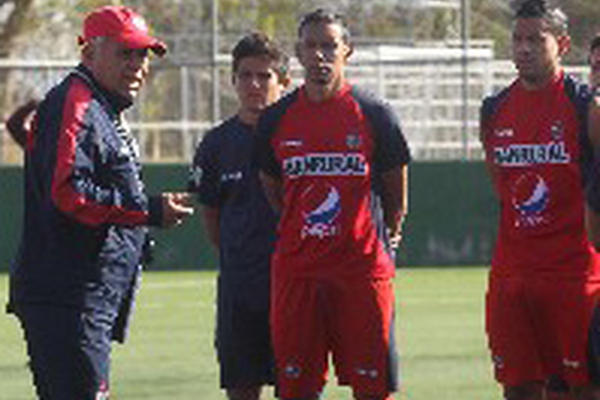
189, 116, 277, 283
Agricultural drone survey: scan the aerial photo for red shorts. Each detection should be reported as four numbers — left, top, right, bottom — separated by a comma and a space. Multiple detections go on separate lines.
486, 275, 600, 388
271, 275, 398, 399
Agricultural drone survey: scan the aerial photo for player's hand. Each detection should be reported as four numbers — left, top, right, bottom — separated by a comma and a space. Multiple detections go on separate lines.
388, 226, 403, 249
4, 99, 39, 149
161, 192, 194, 228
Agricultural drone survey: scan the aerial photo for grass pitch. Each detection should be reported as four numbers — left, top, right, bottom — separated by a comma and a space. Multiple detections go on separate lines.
0, 267, 501, 399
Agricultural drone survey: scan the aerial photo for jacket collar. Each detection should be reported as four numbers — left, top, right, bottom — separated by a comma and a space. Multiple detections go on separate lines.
72, 64, 133, 113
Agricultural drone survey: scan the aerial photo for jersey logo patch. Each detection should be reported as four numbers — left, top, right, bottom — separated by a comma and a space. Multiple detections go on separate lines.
493, 142, 570, 166
563, 358, 582, 369
355, 367, 379, 379
220, 171, 243, 182
494, 127, 514, 137
189, 165, 203, 187
512, 172, 550, 228
301, 184, 341, 239
551, 120, 565, 140
280, 139, 303, 148
346, 132, 361, 149
284, 363, 302, 379
283, 153, 368, 178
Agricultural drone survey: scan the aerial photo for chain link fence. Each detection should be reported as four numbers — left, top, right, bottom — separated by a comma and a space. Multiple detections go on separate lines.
0, 48, 589, 165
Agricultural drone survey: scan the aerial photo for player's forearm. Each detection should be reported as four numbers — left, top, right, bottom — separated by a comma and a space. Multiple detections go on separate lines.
585, 203, 600, 251
381, 165, 408, 237
259, 171, 283, 214
201, 206, 220, 248
5, 99, 38, 148
480, 125, 501, 199
587, 96, 600, 149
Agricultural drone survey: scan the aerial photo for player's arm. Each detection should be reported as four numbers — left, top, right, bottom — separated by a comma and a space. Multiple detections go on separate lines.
4, 99, 39, 149
255, 105, 285, 214
259, 171, 283, 214
585, 93, 600, 249
479, 99, 499, 198
588, 93, 600, 148
585, 203, 600, 250
381, 164, 408, 248
50, 95, 192, 228
188, 130, 224, 242
201, 205, 220, 248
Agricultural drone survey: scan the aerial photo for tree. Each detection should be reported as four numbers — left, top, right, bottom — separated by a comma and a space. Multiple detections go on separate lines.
0, 0, 35, 57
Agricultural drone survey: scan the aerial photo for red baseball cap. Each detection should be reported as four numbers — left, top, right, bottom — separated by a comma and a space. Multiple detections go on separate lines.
79, 6, 167, 56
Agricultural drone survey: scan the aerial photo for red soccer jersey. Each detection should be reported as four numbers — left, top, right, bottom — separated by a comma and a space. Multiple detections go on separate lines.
257, 83, 411, 280
481, 71, 600, 280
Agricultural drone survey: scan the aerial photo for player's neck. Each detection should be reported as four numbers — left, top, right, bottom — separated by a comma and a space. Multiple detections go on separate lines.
520, 67, 562, 91
237, 109, 259, 128
304, 77, 345, 103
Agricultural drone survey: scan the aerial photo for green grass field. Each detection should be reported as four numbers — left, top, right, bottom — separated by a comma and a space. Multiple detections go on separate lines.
0, 267, 502, 399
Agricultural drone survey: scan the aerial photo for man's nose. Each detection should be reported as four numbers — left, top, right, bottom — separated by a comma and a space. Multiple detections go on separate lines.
515, 41, 531, 54
247, 74, 261, 87
313, 46, 326, 61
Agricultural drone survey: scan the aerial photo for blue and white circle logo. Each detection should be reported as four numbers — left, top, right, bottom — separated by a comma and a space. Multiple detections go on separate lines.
511, 172, 549, 227
301, 184, 341, 239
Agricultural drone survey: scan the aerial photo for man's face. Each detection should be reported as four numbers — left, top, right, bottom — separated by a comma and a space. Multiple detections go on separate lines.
512, 18, 567, 87
296, 21, 351, 87
87, 38, 150, 101
233, 55, 286, 116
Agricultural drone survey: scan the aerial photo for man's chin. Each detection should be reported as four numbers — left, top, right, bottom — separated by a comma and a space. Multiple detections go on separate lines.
119, 89, 139, 102
309, 76, 331, 86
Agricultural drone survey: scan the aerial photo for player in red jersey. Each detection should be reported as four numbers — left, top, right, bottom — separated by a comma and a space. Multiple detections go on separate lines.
256, 8, 410, 400
480, 1, 600, 399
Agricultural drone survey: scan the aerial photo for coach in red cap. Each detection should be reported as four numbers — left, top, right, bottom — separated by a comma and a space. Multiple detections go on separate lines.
78, 5, 167, 101
6, 5, 193, 400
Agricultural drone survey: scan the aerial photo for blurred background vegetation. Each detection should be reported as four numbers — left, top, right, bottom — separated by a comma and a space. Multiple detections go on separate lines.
2, 0, 599, 62
0, 0, 598, 163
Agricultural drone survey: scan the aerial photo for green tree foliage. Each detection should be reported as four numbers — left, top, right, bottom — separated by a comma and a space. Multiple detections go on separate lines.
0, 0, 35, 58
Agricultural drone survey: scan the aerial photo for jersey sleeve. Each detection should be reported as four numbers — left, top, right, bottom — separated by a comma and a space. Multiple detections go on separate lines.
587, 164, 600, 213
564, 76, 594, 186
188, 130, 220, 207
373, 102, 411, 172
480, 96, 494, 134
353, 87, 411, 173
49, 80, 160, 227
256, 89, 299, 178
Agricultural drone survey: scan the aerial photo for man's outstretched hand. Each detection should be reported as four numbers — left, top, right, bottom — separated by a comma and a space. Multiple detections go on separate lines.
161, 192, 194, 228
5, 99, 39, 149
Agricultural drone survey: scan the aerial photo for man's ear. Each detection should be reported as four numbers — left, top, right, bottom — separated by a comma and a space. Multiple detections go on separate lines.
81, 42, 95, 64
279, 75, 292, 90
344, 42, 354, 60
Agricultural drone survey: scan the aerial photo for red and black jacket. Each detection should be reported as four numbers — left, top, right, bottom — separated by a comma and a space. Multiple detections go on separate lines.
9, 64, 162, 320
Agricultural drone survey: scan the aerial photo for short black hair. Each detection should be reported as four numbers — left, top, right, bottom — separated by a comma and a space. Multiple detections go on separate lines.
512, 0, 568, 36
297, 8, 351, 44
231, 32, 289, 80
